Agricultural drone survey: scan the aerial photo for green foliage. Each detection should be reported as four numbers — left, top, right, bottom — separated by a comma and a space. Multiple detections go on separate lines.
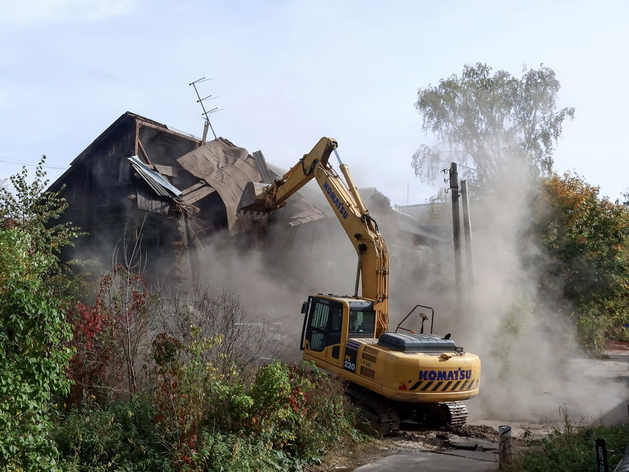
0, 157, 80, 257
0, 229, 72, 469
53, 396, 171, 471
531, 172, 629, 351
185, 361, 361, 472
152, 329, 249, 466
506, 412, 629, 472
247, 361, 362, 462
54, 273, 365, 471
0, 159, 82, 470
193, 432, 305, 472
148, 320, 361, 470
150, 324, 361, 470
0, 159, 80, 470
413, 63, 575, 190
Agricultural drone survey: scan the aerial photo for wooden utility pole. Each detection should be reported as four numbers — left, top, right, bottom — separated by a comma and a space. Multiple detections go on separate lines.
450, 163, 462, 292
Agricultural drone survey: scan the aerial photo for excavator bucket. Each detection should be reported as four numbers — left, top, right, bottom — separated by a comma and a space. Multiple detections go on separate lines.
237, 181, 271, 213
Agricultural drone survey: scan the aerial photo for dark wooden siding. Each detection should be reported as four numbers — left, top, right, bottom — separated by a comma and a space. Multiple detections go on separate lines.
52, 113, 202, 278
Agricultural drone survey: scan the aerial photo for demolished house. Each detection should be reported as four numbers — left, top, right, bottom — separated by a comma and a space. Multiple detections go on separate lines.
48, 111, 444, 286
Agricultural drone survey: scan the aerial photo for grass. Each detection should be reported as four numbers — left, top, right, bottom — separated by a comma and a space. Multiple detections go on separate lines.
505, 406, 629, 472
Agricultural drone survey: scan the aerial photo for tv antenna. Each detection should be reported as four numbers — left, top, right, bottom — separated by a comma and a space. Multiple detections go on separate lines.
189, 77, 223, 144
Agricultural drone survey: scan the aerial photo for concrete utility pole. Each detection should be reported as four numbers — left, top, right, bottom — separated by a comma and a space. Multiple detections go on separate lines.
450, 163, 462, 293
461, 179, 476, 322
461, 180, 475, 287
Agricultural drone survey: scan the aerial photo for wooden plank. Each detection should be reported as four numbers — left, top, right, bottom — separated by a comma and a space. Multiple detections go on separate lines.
153, 164, 180, 178
181, 182, 215, 205
137, 139, 153, 166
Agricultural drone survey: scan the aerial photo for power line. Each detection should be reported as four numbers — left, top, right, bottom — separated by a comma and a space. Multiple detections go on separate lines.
0, 158, 66, 170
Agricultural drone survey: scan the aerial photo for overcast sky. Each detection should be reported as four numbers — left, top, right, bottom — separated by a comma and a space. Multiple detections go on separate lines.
1, 0, 627, 206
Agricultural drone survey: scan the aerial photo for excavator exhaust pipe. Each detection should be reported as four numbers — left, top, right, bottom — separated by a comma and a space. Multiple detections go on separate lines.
237, 181, 271, 213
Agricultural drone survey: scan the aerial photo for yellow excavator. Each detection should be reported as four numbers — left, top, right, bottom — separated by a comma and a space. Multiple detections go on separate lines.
238, 137, 480, 431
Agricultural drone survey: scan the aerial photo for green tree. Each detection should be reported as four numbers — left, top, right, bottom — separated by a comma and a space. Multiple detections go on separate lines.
412, 63, 575, 189
0, 158, 78, 255
531, 172, 629, 351
0, 158, 79, 469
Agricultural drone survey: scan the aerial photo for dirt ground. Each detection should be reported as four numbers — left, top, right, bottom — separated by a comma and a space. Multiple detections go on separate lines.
605, 339, 629, 354
306, 424, 528, 471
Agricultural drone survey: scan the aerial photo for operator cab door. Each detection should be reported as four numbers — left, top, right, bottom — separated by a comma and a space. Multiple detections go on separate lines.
301, 296, 344, 367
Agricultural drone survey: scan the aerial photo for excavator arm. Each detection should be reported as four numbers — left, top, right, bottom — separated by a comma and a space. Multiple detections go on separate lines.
238, 137, 389, 336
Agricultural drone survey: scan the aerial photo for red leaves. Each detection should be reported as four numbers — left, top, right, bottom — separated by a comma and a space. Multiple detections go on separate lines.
74, 302, 103, 351
67, 264, 152, 404
288, 385, 305, 414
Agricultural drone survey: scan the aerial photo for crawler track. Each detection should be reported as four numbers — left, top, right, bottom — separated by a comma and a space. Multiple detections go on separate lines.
347, 384, 468, 434
444, 401, 468, 427
348, 384, 401, 435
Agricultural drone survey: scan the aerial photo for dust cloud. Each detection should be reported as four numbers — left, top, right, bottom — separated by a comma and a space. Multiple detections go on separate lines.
187, 168, 627, 427
190, 215, 361, 361
438, 168, 628, 426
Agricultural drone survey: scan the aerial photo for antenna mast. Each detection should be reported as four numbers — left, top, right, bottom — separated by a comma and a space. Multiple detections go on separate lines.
189, 77, 223, 144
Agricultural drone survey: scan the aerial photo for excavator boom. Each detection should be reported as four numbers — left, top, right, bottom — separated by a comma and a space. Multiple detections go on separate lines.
238, 137, 336, 213
238, 137, 389, 336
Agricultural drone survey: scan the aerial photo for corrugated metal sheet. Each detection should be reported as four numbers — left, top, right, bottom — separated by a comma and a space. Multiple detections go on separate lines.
153, 164, 180, 178
252, 150, 274, 184
288, 208, 327, 226
128, 155, 182, 199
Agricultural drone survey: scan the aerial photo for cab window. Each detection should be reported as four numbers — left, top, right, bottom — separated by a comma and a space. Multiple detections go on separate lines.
309, 301, 330, 351
306, 299, 345, 351
348, 309, 376, 338
328, 304, 343, 346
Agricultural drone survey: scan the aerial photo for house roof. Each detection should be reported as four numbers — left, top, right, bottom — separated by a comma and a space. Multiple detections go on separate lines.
261, 163, 444, 242
48, 111, 201, 193
396, 203, 453, 241
70, 111, 199, 167
395, 202, 450, 223
47, 111, 448, 246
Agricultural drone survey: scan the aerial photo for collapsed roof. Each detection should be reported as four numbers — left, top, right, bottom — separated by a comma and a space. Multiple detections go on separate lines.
47, 111, 444, 279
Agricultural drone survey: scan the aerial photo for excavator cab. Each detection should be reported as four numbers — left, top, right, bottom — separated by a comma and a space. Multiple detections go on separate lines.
300, 295, 375, 362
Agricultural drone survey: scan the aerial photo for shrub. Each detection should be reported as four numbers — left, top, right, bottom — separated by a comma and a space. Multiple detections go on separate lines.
531, 172, 629, 352
0, 230, 74, 469
194, 432, 301, 472
0, 158, 79, 470
68, 264, 154, 406
59, 266, 363, 470
53, 395, 171, 471
151, 326, 362, 470
506, 408, 629, 472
